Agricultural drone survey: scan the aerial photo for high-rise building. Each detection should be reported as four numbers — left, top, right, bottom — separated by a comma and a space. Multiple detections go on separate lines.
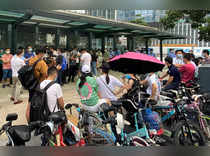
85, 9, 117, 20
69, 9, 210, 48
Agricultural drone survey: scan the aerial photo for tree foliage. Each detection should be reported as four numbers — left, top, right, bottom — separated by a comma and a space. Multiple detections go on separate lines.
130, 14, 148, 26
160, 10, 210, 41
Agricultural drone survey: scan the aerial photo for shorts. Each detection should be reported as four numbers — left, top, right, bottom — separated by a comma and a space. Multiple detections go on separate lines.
3, 69, 12, 80
82, 99, 107, 113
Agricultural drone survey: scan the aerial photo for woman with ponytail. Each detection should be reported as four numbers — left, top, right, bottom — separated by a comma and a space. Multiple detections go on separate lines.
96, 62, 126, 101
76, 64, 110, 112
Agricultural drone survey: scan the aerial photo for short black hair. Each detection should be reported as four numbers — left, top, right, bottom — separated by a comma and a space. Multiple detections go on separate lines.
183, 53, 192, 61
165, 56, 173, 64
175, 49, 184, 54
35, 48, 45, 55
17, 47, 24, 55
47, 66, 58, 76
203, 49, 209, 55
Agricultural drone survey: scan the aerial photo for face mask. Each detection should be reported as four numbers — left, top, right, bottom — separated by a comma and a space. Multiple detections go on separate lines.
6, 50, 10, 54
177, 54, 183, 58
54, 75, 58, 81
28, 48, 32, 52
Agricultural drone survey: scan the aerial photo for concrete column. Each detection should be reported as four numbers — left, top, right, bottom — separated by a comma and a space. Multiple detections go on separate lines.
35, 25, 39, 46
88, 32, 93, 49
145, 39, 149, 54
127, 37, 130, 51
7, 24, 12, 49
113, 35, 117, 50
101, 36, 105, 53
66, 31, 71, 49
160, 39, 163, 61
55, 28, 60, 49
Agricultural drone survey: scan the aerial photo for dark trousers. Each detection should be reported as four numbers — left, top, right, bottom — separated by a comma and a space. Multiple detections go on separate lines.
62, 70, 67, 84
68, 65, 77, 82
57, 70, 63, 85
162, 82, 179, 91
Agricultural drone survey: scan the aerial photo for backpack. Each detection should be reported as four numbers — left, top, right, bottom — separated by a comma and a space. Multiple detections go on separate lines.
18, 58, 41, 90
29, 81, 56, 122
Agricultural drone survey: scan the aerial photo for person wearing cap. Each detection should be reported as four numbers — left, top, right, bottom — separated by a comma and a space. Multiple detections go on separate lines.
76, 64, 111, 113
96, 62, 126, 101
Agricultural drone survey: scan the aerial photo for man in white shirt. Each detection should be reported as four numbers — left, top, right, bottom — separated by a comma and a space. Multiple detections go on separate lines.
11, 47, 25, 104
40, 66, 64, 113
80, 49, 92, 70
140, 72, 161, 101
173, 50, 184, 68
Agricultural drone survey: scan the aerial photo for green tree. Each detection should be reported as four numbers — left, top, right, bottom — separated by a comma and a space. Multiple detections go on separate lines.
160, 10, 210, 41
130, 14, 148, 26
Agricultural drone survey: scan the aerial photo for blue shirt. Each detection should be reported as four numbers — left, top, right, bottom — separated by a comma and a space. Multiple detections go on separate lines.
168, 52, 176, 58
61, 56, 67, 71
24, 51, 34, 59
167, 64, 181, 84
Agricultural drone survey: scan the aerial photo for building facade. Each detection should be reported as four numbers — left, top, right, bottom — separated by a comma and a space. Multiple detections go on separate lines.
70, 9, 210, 48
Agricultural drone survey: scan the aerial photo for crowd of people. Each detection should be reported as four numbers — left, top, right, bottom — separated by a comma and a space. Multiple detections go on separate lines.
0, 45, 210, 124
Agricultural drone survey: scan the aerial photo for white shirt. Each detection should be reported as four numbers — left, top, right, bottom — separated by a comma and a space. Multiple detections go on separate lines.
96, 75, 123, 101
40, 80, 63, 112
145, 74, 161, 100
11, 55, 25, 77
80, 52, 92, 68
173, 57, 184, 65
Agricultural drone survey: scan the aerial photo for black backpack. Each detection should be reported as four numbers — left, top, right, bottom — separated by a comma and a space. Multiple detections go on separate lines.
18, 58, 41, 90
29, 81, 56, 122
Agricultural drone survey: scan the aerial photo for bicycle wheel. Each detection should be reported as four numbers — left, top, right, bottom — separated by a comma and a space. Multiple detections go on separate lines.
200, 118, 210, 140
173, 121, 206, 146
131, 136, 150, 146
86, 128, 115, 146
79, 113, 104, 130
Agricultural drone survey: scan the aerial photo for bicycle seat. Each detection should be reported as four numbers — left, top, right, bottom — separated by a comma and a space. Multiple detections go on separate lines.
8, 125, 31, 142
111, 101, 122, 107
160, 91, 176, 98
6, 113, 18, 122
100, 103, 115, 113
65, 103, 79, 110
48, 111, 67, 125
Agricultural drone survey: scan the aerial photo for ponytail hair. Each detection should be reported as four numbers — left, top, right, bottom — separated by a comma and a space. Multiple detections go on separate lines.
102, 68, 110, 84
79, 72, 93, 88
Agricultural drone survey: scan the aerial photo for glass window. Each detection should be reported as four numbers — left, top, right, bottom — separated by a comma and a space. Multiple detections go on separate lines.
59, 31, 67, 48
39, 26, 56, 47
0, 24, 8, 49
16, 25, 36, 49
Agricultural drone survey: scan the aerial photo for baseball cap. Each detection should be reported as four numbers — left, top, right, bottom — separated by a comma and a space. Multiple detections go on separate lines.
81, 65, 91, 73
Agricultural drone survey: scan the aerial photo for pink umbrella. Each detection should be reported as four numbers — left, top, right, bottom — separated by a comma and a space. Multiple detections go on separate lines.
109, 52, 165, 74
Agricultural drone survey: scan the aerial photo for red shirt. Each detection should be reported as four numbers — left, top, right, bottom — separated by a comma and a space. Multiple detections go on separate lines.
1, 54, 13, 70
179, 63, 195, 83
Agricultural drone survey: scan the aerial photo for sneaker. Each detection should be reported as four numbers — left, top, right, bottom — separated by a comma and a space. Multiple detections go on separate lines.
2, 84, 5, 88
14, 100, 23, 105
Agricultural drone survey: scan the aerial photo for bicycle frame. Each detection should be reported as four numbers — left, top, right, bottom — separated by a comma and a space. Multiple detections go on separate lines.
48, 125, 66, 146
153, 105, 176, 122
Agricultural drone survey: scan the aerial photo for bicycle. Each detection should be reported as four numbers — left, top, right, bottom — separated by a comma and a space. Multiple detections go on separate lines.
65, 103, 116, 146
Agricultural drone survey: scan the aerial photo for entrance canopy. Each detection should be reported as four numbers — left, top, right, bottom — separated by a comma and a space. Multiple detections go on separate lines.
0, 10, 185, 39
